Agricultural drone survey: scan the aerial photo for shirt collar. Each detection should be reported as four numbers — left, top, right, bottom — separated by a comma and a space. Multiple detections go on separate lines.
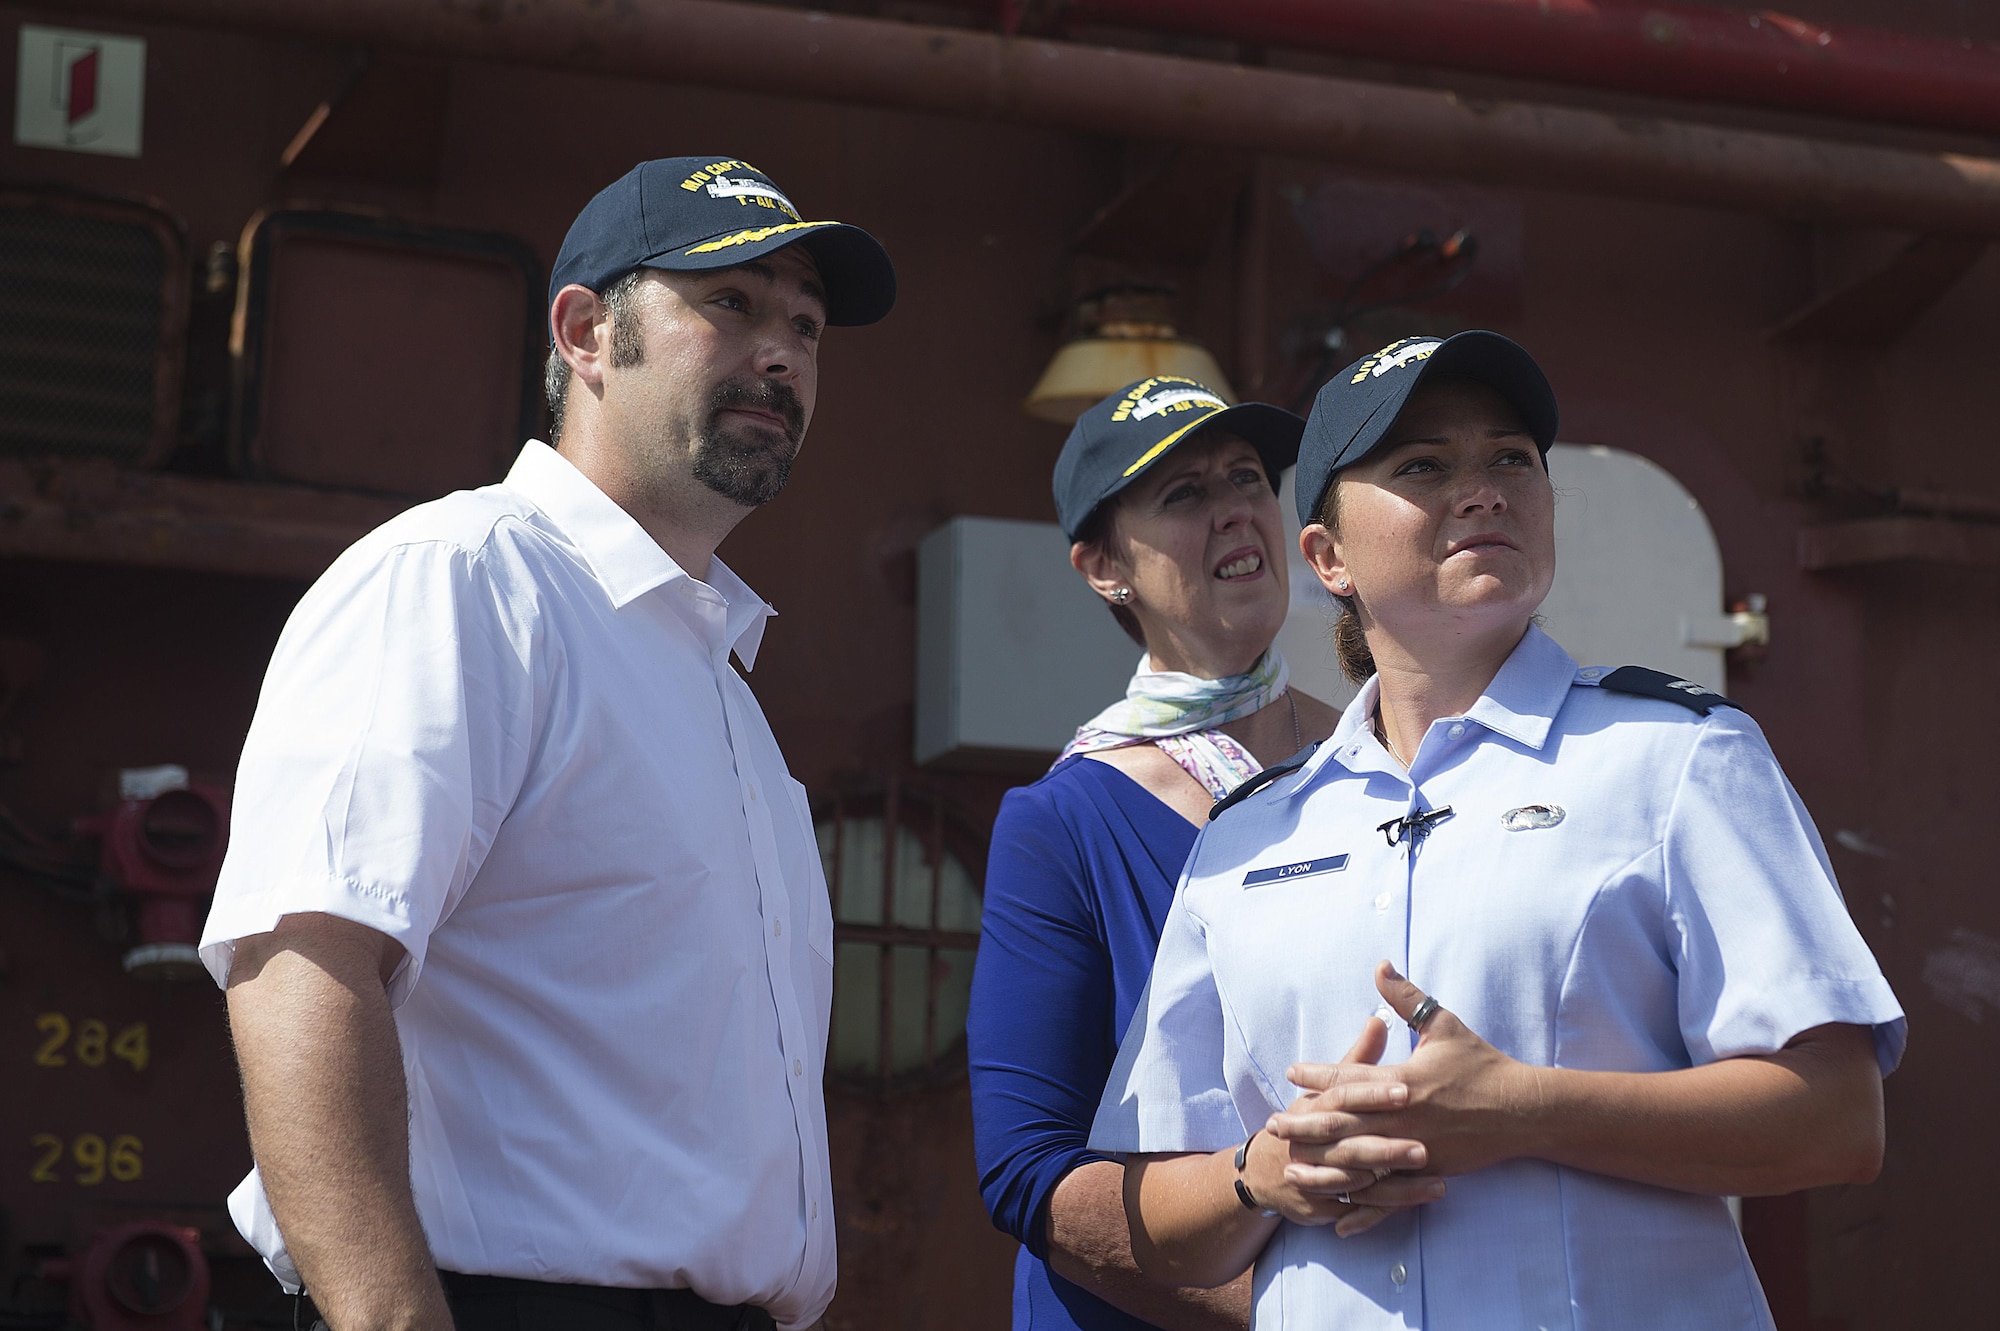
700, 554, 774, 671
1461, 623, 1577, 750
1298, 673, 1392, 785
502, 441, 775, 670
1288, 623, 1579, 792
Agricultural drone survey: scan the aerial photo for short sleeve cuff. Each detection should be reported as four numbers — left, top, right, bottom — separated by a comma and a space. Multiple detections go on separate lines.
227, 1169, 302, 1293
1089, 1086, 1244, 1156
199, 874, 426, 1004
1698, 974, 1908, 1077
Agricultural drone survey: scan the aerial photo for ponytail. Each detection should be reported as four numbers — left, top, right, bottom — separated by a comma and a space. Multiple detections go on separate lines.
1314, 482, 1377, 685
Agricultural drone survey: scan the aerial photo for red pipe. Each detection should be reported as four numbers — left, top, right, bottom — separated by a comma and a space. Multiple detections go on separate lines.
1061, 0, 2000, 139
62, 0, 2000, 234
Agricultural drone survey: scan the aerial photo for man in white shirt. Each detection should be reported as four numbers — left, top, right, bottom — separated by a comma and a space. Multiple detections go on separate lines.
200, 156, 895, 1331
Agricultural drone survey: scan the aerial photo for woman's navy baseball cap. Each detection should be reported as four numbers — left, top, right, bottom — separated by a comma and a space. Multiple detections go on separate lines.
549, 156, 896, 327
1293, 331, 1558, 527
1053, 376, 1305, 541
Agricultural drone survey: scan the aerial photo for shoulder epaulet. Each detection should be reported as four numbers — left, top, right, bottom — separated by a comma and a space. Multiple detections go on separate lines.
1208, 741, 1321, 822
1582, 666, 1745, 716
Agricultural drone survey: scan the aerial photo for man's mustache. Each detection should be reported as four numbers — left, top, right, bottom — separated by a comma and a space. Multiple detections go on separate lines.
710, 379, 806, 443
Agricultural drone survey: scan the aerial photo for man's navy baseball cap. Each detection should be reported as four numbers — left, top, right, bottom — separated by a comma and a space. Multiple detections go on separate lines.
548, 155, 896, 327
1053, 376, 1305, 541
1293, 331, 1558, 527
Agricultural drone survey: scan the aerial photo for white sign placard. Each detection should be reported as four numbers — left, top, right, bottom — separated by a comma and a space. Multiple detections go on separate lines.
15, 24, 145, 158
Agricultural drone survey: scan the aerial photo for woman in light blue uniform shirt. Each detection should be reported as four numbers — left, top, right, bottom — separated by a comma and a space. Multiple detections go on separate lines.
1090, 331, 1904, 1330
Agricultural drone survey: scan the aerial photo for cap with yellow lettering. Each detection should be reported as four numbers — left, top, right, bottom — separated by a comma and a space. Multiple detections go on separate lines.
1294, 331, 1556, 527
1052, 377, 1304, 541
549, 156, 896, 327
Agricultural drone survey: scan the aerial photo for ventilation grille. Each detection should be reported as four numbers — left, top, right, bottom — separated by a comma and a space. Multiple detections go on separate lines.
0, 199, 181, 464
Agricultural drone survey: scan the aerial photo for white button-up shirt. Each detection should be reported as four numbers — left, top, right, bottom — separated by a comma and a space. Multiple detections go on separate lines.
200, 441, 836, 1330
1092, 625, 1904, 1331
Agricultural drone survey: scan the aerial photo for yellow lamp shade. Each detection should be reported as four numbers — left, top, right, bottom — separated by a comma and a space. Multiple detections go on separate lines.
1024, 337, 1236, 425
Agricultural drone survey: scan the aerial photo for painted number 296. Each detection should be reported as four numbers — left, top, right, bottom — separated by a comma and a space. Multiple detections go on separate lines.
28, 1133, 143, 1186
33, 1013, 149, 1071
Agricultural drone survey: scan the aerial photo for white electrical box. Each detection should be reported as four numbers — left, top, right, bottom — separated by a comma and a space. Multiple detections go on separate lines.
915, 444, 1735, 767
914, 516, 1140, 767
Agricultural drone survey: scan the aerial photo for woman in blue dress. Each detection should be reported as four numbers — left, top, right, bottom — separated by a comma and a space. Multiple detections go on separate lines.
1090, 333, 1905, 1329
968, 376, 1436, 1331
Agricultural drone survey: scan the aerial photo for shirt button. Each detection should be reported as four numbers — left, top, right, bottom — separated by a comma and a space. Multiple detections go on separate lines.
1448, 723, 1465, 738
1580, 667, 1602, 679
1390, 1262, 1408, 1287
793, 1059, 804, 1077
811, 1202, 819, 1220
1375, 1005, 1395, 1024
773, 919, 783, 936
1373, 891, 1392, 912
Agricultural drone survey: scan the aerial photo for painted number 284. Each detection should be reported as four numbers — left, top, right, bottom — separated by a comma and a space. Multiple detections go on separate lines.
33, 1014, 148, 1071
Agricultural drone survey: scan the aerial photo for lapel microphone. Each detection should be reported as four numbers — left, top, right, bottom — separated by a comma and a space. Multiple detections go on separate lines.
1377, 805, 1455, 848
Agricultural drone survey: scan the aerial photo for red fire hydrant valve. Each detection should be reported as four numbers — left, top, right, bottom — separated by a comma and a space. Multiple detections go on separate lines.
75, 766, 231, 981
77, 1221, 211, 1331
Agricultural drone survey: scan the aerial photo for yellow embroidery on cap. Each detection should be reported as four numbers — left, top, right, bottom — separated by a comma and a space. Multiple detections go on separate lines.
1347, 338, 1441, 384
1111, 375, 1200, 424
1121, 407, 1226, 477
684, 220, 836, 254
1132, 386, 1226, 421
680, 159, 756, 190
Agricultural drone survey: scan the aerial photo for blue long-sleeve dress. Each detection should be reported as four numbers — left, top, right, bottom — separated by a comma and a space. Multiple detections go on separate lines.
967, 755, 1200, 1331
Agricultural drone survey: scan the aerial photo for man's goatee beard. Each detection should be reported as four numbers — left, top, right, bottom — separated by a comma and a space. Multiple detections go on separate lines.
692, 436, 794, 507
691, 378, 806, 507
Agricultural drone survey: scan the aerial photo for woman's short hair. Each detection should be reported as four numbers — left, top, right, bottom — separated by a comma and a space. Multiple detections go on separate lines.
1071, 500, 1146, 647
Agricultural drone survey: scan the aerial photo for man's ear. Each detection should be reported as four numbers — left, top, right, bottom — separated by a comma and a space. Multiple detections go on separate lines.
550, 283, 612, 388
1071, 539, 1128, 603
1300, 523, 1350, 597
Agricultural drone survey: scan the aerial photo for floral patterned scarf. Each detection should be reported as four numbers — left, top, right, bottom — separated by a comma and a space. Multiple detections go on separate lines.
1057, 649, 1288, 800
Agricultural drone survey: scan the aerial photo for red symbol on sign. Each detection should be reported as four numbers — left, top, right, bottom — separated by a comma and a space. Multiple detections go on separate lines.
66, 47, 100, 125
52, 40, 105, 142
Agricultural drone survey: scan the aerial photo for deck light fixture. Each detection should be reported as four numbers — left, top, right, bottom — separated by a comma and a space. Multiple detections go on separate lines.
1024, 284, 1233, 424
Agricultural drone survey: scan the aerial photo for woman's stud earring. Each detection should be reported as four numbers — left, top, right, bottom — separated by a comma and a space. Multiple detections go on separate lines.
1335, 579, 1350, 593
1111, 588, 1132, 604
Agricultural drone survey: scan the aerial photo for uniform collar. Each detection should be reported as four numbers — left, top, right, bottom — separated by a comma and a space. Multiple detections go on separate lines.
1294, 623, 1578, 790
503, 441, 775, 670
1460, 623, 1577, 751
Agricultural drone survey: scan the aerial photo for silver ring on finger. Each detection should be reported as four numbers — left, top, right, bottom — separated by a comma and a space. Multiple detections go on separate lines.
1373, 1167, 1392, 1181
1336, 1192, 1353, 1204
1408, 994, 1443, 1033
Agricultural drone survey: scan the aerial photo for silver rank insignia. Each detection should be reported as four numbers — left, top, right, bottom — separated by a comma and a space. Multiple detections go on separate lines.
1501, 804, 1566, 832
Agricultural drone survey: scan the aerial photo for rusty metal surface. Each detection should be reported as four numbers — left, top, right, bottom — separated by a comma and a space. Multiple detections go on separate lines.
61, 0, 2000, 235
0, 560, 305, 1319
1797, 515, 2000, 568
1065, 0, 2000, 139
0, 457, 409, 581
1770, 234, 1990, 345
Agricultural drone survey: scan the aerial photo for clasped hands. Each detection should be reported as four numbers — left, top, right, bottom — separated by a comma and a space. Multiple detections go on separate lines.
1242, 960, 1543, 1238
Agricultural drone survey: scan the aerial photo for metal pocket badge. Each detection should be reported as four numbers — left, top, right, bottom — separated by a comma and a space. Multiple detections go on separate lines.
1501, 804, 1565, 832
